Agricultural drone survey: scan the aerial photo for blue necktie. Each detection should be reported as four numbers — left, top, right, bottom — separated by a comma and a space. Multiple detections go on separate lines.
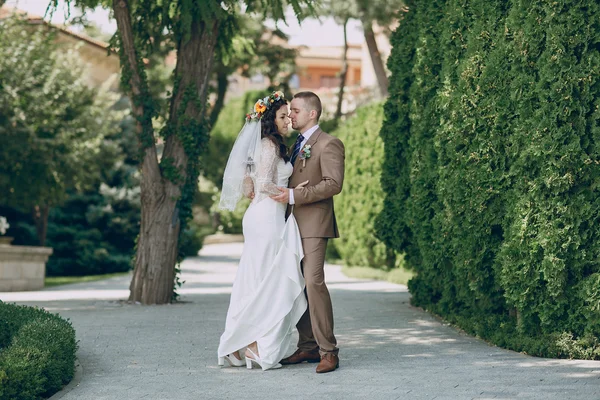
291, 134, 305, 165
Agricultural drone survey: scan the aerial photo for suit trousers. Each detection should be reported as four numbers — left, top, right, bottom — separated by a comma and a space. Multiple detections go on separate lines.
297, 237, 338, 356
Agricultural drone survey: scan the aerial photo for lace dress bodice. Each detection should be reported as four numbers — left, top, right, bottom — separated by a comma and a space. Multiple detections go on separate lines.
276, 159, 294, 187
246, 138, 292, 204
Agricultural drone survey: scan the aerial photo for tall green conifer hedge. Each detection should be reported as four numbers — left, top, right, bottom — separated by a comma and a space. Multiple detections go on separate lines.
377, 0, 600, 358
332, 102, 398, 269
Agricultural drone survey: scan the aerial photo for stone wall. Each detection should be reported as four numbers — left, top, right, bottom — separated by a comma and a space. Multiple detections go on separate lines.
0, 244, 52, 292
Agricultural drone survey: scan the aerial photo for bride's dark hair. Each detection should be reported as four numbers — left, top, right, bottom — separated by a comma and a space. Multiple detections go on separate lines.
261, 100, 290, 163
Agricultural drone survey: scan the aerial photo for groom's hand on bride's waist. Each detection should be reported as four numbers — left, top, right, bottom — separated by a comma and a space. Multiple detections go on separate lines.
271, 181, 307, 204
271, 187, 290, 203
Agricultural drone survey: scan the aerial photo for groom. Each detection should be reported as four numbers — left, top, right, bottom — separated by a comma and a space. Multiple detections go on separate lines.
272, 91, 345, 373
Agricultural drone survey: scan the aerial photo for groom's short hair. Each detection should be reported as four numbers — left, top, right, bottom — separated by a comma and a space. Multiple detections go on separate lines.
293, 91, 322, 121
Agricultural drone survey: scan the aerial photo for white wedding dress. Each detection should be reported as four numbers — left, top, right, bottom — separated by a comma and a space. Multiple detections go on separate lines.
218, 138, 307, 370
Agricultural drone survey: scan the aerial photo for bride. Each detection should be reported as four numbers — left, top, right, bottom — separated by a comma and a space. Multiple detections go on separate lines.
217, 91, 307, 371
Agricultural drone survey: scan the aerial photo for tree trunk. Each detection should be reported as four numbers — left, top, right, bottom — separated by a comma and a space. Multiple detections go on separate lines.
335, 18, 350, 121
32, 205, 49, 246
127, 11, 219, 304
112, 0, 169, 304
362, 20, 389, 97
209, 71, 229, 127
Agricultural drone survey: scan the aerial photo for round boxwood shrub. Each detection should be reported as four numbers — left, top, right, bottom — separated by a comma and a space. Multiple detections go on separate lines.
0, 302, 77, 400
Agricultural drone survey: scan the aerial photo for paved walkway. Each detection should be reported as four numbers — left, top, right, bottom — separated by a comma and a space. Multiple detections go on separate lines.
1, 243, 599, 400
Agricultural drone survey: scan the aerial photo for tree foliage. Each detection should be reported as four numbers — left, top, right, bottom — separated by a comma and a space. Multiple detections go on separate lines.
0, 14, 122, 244
0, 15, 119, 210
378, 0, 600, 359
0, 25, 141, 275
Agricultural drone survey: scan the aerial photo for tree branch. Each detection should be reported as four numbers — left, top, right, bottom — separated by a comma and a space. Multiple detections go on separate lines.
162, 18, 219, 191
112, 0, 160, 181
362, 19, 389, 97
209, 71, 229, 128
335, 17, 349, 121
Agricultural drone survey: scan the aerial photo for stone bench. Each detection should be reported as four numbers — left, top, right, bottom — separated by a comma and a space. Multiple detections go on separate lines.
0, 244, 53, 292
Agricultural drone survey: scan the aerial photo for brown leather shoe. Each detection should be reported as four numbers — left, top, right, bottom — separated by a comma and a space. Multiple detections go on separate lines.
280, 349, 321, 365
316, 353, 339, 373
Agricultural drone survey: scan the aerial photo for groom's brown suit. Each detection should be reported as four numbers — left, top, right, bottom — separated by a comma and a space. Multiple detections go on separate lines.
287, 128, 345, 356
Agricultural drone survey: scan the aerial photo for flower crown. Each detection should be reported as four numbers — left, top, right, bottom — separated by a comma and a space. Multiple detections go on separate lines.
245, 91, 285, 122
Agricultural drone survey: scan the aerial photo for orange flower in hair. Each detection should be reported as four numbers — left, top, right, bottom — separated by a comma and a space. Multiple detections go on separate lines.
246, 91, 286, 122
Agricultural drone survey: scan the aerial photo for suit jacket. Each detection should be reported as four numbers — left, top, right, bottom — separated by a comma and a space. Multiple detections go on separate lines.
287, 128, 345, 238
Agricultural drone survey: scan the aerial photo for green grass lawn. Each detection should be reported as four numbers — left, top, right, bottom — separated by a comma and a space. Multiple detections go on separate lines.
341, 265, 414, 286
45, 272, 129, 287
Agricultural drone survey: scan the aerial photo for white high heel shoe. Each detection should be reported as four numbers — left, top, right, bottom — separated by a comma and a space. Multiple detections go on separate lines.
245, 348, 282, 370
218, 352, 245, 367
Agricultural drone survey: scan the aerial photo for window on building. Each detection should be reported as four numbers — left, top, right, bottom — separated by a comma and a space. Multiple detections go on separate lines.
320, 75, 340, 88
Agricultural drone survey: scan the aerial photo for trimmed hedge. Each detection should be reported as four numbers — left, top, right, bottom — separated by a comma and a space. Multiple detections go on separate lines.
331, 102, 399, 269
0, 302, 77, 399
377, 0, 600, 359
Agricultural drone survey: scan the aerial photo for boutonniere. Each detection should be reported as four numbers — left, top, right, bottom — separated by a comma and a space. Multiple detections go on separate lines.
299, 144, 311, 167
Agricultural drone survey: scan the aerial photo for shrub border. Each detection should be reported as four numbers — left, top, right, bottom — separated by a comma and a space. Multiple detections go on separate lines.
0, 301, 77, 400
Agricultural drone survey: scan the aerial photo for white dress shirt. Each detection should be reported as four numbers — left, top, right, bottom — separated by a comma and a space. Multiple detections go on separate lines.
289, 125, 319, 205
